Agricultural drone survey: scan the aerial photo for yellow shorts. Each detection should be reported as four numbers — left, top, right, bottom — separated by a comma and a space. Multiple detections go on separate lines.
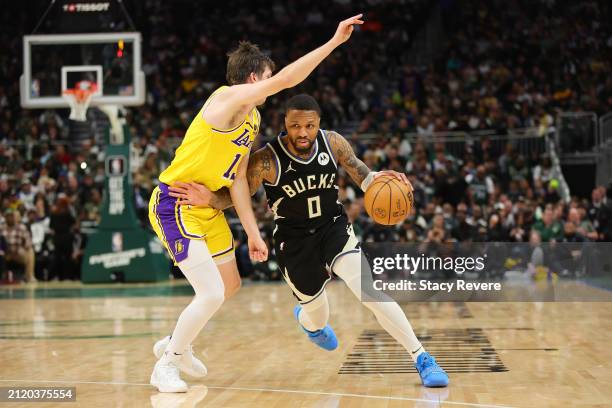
148, 184, 235, 265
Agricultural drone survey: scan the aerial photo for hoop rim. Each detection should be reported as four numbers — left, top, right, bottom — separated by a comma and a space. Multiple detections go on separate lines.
62, 81, 98, 121
63, 81, 99, 102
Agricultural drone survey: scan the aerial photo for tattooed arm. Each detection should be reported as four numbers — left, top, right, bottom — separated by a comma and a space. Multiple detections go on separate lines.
212, 145, 276, 209
168, 145, 277, 210
326, 130, 409, 189
327, 130, 372, 187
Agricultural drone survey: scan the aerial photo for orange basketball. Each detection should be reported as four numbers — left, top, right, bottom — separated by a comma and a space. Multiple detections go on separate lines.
364, 174, 413, 225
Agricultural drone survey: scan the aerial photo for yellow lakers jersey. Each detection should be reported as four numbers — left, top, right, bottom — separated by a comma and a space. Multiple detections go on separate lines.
159, 86, 260, 191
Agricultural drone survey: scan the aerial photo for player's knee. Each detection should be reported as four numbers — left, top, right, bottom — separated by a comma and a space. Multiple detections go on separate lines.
207, 293, 225, 312
363, 301, 399, 318
197, 290, 225, 312
362, 300, 380, 314
224, 276, 242, 299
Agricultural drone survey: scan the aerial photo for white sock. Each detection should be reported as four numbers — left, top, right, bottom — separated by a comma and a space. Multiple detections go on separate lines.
164, 240, 225, 357
333, 251, 425, 362
298, 291, 330, 332
160, 349, 182, 365
410, 344, 425, 360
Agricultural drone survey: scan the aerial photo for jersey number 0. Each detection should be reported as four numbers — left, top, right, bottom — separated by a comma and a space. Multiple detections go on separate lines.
307, 196, 322, 218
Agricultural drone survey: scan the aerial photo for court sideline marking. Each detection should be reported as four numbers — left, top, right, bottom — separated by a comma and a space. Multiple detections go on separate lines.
0, 379, 515, 408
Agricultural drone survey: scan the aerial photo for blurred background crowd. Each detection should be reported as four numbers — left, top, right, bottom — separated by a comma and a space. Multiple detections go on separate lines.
0, 0, 611, 282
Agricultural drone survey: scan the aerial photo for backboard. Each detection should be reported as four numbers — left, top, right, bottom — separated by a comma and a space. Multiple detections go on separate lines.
21, 31, 145, 108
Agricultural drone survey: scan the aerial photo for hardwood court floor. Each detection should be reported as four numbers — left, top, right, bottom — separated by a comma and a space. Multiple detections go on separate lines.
0, 280, 611, 407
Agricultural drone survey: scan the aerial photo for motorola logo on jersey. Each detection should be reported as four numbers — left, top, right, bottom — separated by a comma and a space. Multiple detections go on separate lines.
318, 152, 330, 166
281, 173, 336, 198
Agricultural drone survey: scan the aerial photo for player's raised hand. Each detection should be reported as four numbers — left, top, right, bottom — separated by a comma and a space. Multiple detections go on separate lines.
375, 170, 411, 187
248, 234, 269, 262
168, 182, 212, 207
331, 13, 364, 45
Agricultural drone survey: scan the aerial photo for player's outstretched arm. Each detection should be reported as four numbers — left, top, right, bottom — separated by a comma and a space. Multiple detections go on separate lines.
218, 14, 364, 109
168, 146, 277, 210
326, 131, 409, 191
229, 150, 268, 261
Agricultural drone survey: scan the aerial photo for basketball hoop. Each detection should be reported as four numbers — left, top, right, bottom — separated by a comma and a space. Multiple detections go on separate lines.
62, 80, 98, 121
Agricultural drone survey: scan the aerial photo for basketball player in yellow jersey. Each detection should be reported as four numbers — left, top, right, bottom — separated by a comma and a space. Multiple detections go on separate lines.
148, 14, 364, 393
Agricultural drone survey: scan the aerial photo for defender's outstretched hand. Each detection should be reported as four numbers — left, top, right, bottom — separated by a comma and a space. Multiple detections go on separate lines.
331, 14, 364, 45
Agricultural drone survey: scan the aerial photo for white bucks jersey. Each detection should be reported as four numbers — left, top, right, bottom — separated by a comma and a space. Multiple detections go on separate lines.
264, 130, 343, 231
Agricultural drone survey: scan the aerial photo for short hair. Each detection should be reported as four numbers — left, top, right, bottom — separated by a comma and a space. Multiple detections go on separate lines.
284, 94, 321, 115
226, 41, 275, 85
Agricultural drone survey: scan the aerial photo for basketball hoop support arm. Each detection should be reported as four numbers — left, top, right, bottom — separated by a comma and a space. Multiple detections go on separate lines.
98, 104, 126, 145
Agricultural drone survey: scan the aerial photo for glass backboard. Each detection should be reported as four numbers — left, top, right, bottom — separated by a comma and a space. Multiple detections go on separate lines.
21, 32, 144, 108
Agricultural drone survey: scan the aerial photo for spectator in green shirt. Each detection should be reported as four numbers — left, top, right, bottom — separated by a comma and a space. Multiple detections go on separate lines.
533, 208, 563, 242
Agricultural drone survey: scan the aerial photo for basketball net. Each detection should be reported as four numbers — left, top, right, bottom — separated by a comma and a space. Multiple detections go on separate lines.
62, 80, 98, 121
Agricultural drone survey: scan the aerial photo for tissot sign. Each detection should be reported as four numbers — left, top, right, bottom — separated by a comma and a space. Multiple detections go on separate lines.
62, 2, 111, 12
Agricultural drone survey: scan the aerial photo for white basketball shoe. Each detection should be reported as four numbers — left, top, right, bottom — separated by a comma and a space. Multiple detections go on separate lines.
153, 336, 208, 378
150, 358, 188, 393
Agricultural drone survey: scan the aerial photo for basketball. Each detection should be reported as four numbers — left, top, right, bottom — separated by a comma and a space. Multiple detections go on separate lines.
364, 174, 413, 225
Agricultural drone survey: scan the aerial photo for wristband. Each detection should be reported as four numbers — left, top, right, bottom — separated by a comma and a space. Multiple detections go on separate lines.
361, 171, 378, 192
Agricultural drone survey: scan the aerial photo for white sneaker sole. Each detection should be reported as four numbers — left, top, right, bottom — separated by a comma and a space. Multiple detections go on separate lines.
150, 378, 188, 393
153, 337, 207, 378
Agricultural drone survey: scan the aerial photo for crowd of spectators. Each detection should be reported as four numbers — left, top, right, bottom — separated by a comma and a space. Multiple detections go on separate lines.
0, 0, 611, 282
242, 134, 612, 280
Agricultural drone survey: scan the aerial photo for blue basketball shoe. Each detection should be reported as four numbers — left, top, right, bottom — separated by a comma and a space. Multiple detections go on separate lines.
293, 305, 338, 351
415, 352, 449, 387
